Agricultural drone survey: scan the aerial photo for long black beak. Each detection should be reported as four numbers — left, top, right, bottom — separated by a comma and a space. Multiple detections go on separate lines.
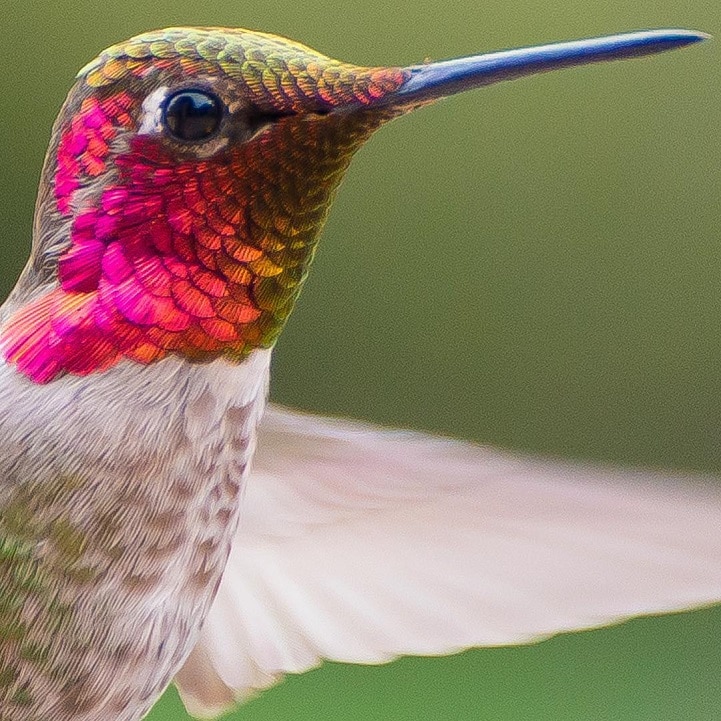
391, 29, 707, 105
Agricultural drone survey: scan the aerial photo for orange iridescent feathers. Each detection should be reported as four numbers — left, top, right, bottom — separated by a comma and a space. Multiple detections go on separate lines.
2, 28, 708, 383
2, 28, 408, 382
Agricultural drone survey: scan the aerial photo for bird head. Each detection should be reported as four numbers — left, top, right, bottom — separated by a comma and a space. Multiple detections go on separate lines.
0, 27, 704, 382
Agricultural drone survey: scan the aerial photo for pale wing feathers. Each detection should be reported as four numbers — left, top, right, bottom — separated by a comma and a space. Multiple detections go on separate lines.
175, 404, 721, 719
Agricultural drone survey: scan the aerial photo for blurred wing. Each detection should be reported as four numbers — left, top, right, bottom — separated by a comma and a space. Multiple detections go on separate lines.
175, 405, 721, 718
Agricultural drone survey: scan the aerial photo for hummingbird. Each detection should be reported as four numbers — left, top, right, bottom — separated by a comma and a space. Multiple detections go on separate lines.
0, 25, 719, 721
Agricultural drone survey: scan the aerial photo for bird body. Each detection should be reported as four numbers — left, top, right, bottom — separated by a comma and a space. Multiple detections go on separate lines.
0, 348, 270, 718
0, 25, 718, 721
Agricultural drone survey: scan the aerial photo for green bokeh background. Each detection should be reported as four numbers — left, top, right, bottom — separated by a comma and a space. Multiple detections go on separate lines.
1, 1, 720, 719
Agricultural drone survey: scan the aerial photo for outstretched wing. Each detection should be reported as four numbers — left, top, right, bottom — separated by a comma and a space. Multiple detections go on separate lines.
175, 404, 721, 718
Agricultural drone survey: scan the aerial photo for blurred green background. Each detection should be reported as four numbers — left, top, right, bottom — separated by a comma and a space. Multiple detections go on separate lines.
1, 0, 720, 719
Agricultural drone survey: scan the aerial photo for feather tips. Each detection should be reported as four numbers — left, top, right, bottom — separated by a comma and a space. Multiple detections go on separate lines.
175, 405, 721, 718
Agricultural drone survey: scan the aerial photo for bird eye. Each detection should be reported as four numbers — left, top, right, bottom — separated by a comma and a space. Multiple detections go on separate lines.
163, 90, 224, 142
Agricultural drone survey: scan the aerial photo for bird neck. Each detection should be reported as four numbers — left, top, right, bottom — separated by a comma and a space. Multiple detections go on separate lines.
1, 104, 393, 384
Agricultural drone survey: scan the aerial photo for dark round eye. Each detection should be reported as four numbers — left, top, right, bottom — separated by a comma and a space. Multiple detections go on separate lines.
163, 90, 224, 141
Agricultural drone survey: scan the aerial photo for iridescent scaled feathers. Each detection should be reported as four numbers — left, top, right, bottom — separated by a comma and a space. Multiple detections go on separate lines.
0, 27, 706, 383
80, 28, 405, 108
2, 28, 408, 382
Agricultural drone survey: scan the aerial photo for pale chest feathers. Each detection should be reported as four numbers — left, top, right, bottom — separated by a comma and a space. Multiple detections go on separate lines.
0, 349, 271, 575
0, 349, 271, 720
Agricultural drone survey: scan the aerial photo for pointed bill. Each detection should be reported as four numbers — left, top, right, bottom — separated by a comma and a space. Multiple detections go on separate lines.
387, 29, 708, 105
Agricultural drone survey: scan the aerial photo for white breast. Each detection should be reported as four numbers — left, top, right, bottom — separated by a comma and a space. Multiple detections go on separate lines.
0, 349, 273, 721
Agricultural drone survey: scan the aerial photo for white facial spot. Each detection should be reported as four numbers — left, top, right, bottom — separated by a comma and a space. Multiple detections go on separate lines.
138, 86, 169, 135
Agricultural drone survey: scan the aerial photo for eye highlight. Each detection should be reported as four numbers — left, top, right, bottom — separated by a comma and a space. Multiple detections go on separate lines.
163, 90, 224, 142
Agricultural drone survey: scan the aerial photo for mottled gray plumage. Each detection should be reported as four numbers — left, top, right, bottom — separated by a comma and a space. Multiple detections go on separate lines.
0, 348, 270, 719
